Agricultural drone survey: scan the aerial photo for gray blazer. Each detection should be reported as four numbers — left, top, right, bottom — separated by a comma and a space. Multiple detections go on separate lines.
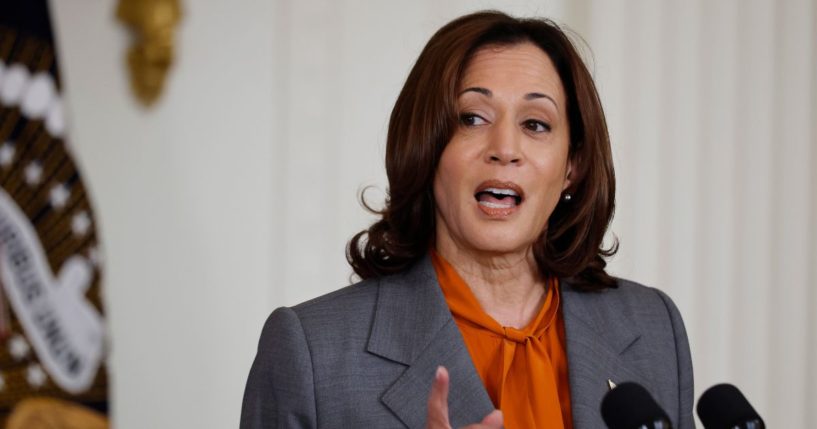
241, 255, 694, 428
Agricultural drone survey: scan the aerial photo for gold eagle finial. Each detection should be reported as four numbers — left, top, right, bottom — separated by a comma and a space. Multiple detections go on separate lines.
116, 0, 182, 106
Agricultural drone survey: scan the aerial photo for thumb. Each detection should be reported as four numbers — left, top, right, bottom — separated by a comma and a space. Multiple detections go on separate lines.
480, 409, 503, 428
426, 366, 450, 427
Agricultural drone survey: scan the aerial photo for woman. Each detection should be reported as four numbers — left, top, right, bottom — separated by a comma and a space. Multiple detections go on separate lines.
241, 11, 693, 429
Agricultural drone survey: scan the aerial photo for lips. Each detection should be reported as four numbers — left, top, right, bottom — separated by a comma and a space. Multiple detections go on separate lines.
474, 180, 524, 216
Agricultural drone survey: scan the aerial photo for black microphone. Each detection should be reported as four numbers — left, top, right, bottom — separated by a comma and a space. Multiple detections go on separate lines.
601, 382, 673, 429
697, 384, 765, 429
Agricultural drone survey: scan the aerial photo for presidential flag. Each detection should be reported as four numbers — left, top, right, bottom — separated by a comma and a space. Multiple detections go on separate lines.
0, 2, 108, 427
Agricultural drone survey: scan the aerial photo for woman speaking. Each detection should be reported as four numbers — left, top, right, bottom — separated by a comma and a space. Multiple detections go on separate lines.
241, 11, 693, 429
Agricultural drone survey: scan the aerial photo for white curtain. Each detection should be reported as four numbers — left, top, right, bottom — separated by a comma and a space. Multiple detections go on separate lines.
277, 1, 817, 426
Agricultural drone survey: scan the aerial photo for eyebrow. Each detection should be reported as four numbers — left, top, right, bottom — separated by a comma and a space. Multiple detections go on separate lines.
460, 87, 559, 109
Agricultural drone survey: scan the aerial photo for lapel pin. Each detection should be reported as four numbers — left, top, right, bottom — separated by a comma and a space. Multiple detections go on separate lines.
607, 379, 617, 390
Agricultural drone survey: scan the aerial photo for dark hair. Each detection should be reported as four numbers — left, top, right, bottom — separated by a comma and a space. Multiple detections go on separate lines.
347, 11, 618, 290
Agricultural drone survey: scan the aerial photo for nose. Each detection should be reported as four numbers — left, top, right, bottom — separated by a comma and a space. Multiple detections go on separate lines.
485, 119, 522, 165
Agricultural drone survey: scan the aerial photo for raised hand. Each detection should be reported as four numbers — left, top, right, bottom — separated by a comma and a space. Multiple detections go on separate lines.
425, 366, 503, 429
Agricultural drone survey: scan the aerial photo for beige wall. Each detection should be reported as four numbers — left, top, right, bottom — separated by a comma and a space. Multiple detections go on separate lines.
50, 1, 276, 427
578, 1, 816, 427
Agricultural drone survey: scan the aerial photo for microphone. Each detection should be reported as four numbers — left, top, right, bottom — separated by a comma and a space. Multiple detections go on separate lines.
696, 384, 765, 429
601, 382, 673, 429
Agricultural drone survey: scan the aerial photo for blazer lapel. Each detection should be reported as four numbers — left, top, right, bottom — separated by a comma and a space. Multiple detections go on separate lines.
368, 255, 494, 429
561, 282, 644, 429
366, 260, 645, 428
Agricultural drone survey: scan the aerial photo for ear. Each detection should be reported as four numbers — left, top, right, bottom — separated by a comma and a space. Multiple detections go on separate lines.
562, 158, 574, 191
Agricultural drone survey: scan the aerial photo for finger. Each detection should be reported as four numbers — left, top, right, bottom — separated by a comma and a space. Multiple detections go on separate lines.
461, 410, 503, 429
430, 366, 450, 419
426, 366, 450, 427
479, 409, 503, 428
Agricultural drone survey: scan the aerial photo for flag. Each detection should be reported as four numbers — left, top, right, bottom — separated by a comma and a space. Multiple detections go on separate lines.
0, 1, 109, 427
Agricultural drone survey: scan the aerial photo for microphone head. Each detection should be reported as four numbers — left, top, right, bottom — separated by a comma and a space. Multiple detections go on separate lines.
697, 384, 764, 429
601, 382, 672, 429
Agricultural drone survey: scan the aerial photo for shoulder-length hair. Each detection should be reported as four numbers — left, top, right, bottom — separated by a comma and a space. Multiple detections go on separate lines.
347, 10, 618, 290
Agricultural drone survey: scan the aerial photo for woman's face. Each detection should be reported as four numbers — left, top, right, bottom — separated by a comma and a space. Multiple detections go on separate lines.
433, 42, 572, 256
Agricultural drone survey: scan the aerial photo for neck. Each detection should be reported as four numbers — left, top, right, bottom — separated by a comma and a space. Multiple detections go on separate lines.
435, 235, 546, 329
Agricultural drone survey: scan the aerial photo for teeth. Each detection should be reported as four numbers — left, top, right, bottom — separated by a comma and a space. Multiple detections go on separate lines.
479, 201, 515, 209
482, 187, 519, 197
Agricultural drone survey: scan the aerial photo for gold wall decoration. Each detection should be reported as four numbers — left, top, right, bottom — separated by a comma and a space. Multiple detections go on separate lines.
116, 0, 182, 106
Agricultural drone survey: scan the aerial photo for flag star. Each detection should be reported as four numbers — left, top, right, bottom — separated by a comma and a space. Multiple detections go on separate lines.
45, 98, 65, 138
0, 143, 15, 167
49, 183, 70, 209
0, 64, 30, 105
26, 364, 47, 388
72, 211, 91, 236
8, 334, 30, 360
21, 72, 56, 119
24, 161, 43, 186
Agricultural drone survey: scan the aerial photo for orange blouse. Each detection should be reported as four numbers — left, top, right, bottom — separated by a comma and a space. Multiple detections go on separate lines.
431, 251, 573, 429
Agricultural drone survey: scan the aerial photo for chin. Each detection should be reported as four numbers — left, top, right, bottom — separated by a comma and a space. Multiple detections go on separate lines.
467, 230, 534, 256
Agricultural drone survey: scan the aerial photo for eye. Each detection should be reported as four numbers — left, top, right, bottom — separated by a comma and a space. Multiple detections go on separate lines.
522, 119, 551, 133
459, 113, 488, 127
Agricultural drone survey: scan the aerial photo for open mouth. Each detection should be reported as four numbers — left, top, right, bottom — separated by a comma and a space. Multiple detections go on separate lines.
474, 181, 524, 210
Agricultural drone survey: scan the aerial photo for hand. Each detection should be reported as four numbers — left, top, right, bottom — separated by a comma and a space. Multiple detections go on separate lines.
425, 366, 503, 429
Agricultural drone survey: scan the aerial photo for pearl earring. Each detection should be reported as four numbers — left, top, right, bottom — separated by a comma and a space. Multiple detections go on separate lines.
563, 193, 572, 201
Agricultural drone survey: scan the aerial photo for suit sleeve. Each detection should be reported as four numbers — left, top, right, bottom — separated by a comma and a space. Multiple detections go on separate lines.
240, 307, 318, 429
654, 289, 695, 429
